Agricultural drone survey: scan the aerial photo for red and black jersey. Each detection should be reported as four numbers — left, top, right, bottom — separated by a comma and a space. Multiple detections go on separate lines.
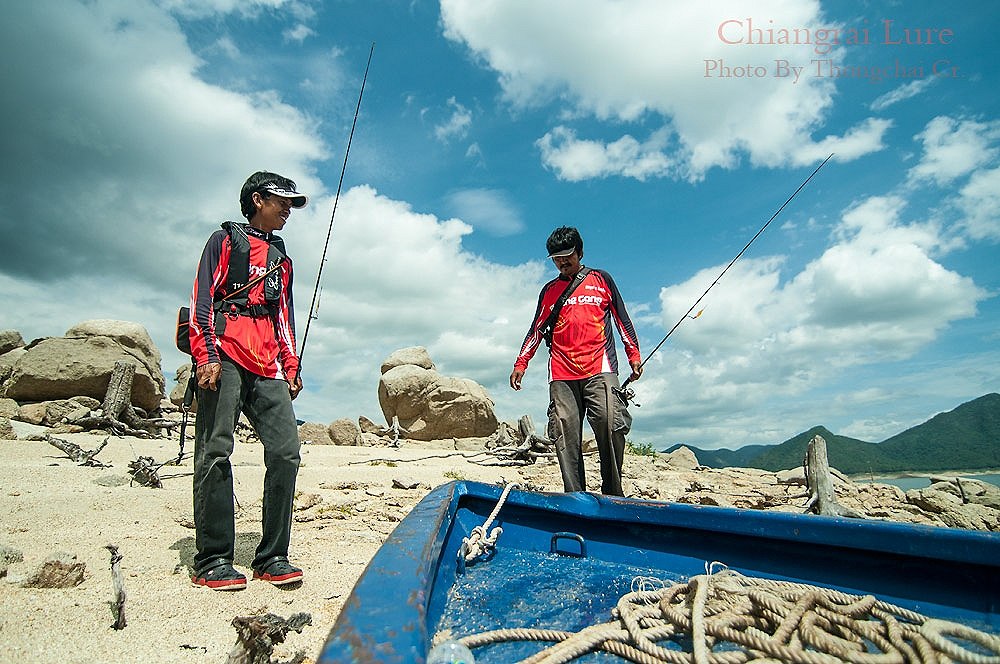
515, 267, 640, 381
188, 223, 299, 380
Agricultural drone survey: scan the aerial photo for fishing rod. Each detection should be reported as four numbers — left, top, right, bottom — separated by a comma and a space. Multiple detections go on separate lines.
616, 153, 834, 406
297, 42, 375, 380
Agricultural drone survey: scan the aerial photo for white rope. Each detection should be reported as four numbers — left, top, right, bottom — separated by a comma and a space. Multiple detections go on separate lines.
455, 565, 1000, 664
462, 482, 518, 563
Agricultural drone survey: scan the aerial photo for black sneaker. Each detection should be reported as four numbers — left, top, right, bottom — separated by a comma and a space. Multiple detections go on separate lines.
252, 558, 303, 586
191, 563, 247, 591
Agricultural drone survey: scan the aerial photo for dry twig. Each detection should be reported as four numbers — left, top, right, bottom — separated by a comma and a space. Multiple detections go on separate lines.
105, 544, 126, 630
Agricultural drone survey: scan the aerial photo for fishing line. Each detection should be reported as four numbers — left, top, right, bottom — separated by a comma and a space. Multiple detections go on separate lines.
617, 153, 834, 406
297, 42, 375, 379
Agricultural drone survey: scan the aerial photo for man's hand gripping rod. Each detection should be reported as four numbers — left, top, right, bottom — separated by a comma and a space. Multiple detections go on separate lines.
615, 153, 834, 407
295, 42, 375, 385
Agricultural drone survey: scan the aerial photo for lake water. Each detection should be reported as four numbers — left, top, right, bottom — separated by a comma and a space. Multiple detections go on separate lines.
857, 473, 1000, 491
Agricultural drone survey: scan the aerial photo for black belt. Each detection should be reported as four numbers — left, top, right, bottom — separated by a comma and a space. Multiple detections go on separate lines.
218, 302, 274, 318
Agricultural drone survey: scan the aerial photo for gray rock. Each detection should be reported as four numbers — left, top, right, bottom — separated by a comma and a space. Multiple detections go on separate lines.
8, 419, 48, 439
378, 363, 497, 441
4, 325, 165, 411
23, 552, 86, 588
662, 446, 700, 470
169, 362, 197, 412
0, 543, 23, 566
0, 347, 27, 387
327, 418, 360, 446
929, 477, 1000, 510
380, 346, 435, 375
392, 477, 422, 490
298, 421, 333, 445
17, 398, 96, 427
65, 320, 162, 369
936, 501, 1000, 530
906, 487, 961, 513
358, 432, 384, 447
0, 330, 24, 355
358, 415, 381, 434
775, 468, 805, 485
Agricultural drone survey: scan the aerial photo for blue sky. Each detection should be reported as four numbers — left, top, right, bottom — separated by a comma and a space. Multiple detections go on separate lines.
2, 0, 997, 451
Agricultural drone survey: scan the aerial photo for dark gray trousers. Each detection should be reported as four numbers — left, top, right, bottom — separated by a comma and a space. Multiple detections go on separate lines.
547, 373, 632, 496
192, 355, 300, 573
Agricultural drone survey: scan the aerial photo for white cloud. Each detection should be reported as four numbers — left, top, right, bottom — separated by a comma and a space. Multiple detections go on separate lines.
441, 0, 887, 180
537, 126, 678, 181
434, 97, 474, 142
869, 77, 937, 112
158, 0, 305, 20
443, 189, 525, 236
639, 194, 987, 446
956, 167, 1000, 242
279, 186, 548, 420
284, 23, 315, 43
909, 116, 1000, 184
0, 0, 326, 293
791, 118, 893, 165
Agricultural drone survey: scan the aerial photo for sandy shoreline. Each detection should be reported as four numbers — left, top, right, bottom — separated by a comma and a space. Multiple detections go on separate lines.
3, 432, 997, 663
0, 434, 522, 664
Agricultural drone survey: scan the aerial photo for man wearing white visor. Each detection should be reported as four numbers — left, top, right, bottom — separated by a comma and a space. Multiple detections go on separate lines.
187, 171, 308, 590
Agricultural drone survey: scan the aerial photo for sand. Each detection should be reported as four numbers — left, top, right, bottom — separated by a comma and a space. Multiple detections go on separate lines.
0, 433, 527, 664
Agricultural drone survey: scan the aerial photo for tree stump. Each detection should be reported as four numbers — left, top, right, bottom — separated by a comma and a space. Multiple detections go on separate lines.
518, 414, 553, 452
70, 360, 176, 438
803, 435, 863, 518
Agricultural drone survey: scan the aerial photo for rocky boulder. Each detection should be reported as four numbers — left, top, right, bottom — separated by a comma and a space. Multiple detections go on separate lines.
377, 349, 497, 441
298, 422, 333, 445
662, 446, 700, 470
0, 417, 14, 440
17, 396, 101, 427
169, 363, 196, 413
0, 329, 25, 355
2, 320, 165, 411
0, 347, 26, 384
327, 418, 361, 446
380, 346, 435, 374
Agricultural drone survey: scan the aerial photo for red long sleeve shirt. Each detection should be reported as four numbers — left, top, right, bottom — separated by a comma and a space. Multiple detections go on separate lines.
515, 268, 640, 381
188, 224, 299, 380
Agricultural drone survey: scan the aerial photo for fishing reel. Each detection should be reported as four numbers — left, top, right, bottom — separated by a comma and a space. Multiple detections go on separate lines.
614, 385, 640, 408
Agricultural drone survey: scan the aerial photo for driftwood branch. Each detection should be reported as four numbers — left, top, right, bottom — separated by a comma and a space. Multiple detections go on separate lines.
459, 415, 557, 467
45, 434, 110, 467
106, 544, 127, 630
803, 435, 863, 519
226, 612, 312, 664
375, 415, 407, 448
69, 360, 177, 438
128, 456, 163, 488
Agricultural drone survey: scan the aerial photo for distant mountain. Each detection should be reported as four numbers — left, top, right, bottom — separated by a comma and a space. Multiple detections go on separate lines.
876, 393, 1000, 473
662, 444, 772, 469
746, 426, 887, 474
663, 393, 1000, 474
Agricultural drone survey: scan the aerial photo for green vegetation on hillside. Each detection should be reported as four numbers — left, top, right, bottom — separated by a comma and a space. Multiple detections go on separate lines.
663, 393, 1000, 473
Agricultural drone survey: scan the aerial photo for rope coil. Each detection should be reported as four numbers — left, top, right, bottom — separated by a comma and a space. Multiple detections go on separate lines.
460, 483, 518, 564
455, 564, 1000, 664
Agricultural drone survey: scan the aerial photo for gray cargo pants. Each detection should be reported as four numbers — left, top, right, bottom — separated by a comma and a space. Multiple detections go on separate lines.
192, 355, 300, 574
547, 372, 632, 495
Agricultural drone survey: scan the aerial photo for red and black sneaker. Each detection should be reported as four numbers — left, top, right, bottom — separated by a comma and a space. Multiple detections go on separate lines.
191, 563, 247, 591
252, 558, 303, 586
